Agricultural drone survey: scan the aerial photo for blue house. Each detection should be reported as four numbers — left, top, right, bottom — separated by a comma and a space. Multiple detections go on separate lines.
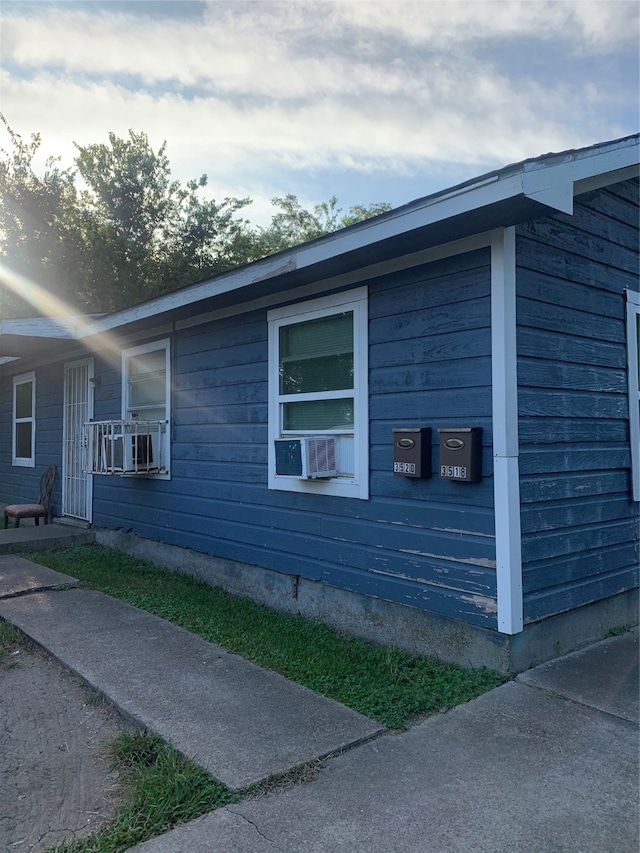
1, 135, 638, 673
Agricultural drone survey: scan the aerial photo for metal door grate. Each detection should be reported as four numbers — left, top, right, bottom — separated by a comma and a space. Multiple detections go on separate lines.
63, 360, 92, 520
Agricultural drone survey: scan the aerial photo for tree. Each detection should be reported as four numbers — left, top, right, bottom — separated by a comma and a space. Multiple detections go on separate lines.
0, 123, 256, 314
73, 131, 254, 310
0, 116, 89, 317
0, 121, 392, 317
158, 179, 253, 290
247, 194, 393, 258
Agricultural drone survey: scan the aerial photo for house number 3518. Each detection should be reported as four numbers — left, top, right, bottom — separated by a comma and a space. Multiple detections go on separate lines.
441, 465, 467, 479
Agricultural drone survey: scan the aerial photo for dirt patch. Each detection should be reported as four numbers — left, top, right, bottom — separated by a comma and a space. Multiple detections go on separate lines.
0, 642, 132, 852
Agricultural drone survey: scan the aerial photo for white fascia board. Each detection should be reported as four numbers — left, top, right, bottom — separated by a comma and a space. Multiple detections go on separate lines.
176, 232, 494, 333
78, 165, 561, 336
523, 136, 639, 189
574, 165, 640, 197
76, 135, 639, 338
296, 174, 520, 270
0, 317, 81, 339
298, 138, 639, 270
84, 253, 298, 337
521, 137, 640, 214
522, 183, 574, 215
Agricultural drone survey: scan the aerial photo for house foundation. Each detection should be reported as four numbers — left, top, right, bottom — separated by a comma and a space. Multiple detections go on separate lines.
95, 528, 638, 675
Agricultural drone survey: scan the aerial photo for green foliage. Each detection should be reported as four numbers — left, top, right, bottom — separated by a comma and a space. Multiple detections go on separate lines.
73, 131, 254, 309
0, 115, 89, 317
0, 619, 23, 667
606, 624, 632, 637
48, 730, 237, 853
0, 119, 391, 317
247, 194, 392, 258
32, 546, 506, 730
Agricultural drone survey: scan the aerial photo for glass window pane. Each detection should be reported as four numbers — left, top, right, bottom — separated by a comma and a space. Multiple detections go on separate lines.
129, 376, 166, 408
15, 422, 32, 458
280, 313, 353, 395
283, 398, 354, 431
15, 382, 33, 419
281, 353, 353, 394
130, 407, 166, 422
129, 350, 166, 377
126, 347, 167, 416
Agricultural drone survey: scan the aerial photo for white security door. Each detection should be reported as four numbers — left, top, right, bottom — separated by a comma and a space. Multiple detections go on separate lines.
63, 359, 94, 521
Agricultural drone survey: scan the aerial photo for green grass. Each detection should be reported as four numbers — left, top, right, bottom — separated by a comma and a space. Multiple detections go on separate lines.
48, 730, 239, 853
1, 616, 236, 853
606, 624, 633, 637
31, 544, 506, 729
0, 619, 23, 667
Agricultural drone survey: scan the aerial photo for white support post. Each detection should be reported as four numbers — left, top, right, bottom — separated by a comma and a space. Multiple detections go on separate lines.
491, 228, 524, 634
626, 290, 640, 502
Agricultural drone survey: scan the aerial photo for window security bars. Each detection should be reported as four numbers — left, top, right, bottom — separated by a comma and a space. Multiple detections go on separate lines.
84, 420, 166, 475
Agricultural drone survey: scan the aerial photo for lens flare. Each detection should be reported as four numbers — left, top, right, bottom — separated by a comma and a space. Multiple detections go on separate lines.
0, 260, 124, 367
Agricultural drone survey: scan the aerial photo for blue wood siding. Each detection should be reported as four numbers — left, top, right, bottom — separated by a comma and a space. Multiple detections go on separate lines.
2, 178, 637, 637
89, 248, 498, 628
517, 177, 640, 623
0, 362, 64, 515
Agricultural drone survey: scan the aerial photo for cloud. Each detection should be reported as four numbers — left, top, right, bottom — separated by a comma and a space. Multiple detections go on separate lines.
0, 0, 637, 220
3, 1, 637, 92
328, 0, 638, 53
0, 63, 611, 173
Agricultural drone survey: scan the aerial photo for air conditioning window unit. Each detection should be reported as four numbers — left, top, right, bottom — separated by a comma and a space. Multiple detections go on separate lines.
84, 420, 165, 475
275, 436, 338, 479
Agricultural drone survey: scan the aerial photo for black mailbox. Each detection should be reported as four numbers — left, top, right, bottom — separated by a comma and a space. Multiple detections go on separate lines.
438, 428, 482, 483
392, 427, 431, 478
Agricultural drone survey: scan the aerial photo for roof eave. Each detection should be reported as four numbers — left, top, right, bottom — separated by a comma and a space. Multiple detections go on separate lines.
85, 135, 639, 338
2, 134, 638, 355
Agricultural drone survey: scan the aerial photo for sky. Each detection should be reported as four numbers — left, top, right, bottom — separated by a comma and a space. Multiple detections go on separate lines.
0, 0, 638, 226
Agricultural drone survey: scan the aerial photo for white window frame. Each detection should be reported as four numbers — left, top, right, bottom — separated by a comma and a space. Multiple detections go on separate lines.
268, 287, 369, 499
626, 290, 640, 501
12, 371, 36, 467
121, 338, 171, 478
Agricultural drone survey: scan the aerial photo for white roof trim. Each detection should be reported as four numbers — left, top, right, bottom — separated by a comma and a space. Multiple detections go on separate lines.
89, 135, 637, 335
300, 137, 639, 269
574, 164, 639, 197
0, 317, 82, 340
2, 136, 638, 343
86, 252, 297, 336
522, 183, 574, 215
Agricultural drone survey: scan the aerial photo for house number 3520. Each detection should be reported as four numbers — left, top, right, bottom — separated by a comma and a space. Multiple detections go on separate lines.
394, 462, 416, 474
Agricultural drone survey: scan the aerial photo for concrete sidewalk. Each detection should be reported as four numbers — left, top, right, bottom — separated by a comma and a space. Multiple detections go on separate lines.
131, 629, 639, 853
0, 519, 94, 555
0, 554, 637, 852
0, 555, 382, 791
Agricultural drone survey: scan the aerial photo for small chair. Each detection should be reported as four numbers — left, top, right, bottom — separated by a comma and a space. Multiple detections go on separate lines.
4, 465, 57, 529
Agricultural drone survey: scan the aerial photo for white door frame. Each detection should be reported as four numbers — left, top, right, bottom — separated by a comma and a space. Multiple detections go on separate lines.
62, 357, 94, 522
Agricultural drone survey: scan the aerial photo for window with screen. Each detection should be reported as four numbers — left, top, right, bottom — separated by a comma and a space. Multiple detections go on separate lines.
268, 288, 368, 499
122, 339, 171, 476
12, 372, 36, 467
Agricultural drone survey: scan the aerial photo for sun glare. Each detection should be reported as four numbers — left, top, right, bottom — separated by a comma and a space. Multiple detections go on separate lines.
0, 260, 124, 367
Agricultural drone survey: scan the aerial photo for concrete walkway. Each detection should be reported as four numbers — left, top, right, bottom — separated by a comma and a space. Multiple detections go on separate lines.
131, 631, 640, 853
0, 555, 382, 791
0, 554, 637, 852
0, 520, 93, 555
